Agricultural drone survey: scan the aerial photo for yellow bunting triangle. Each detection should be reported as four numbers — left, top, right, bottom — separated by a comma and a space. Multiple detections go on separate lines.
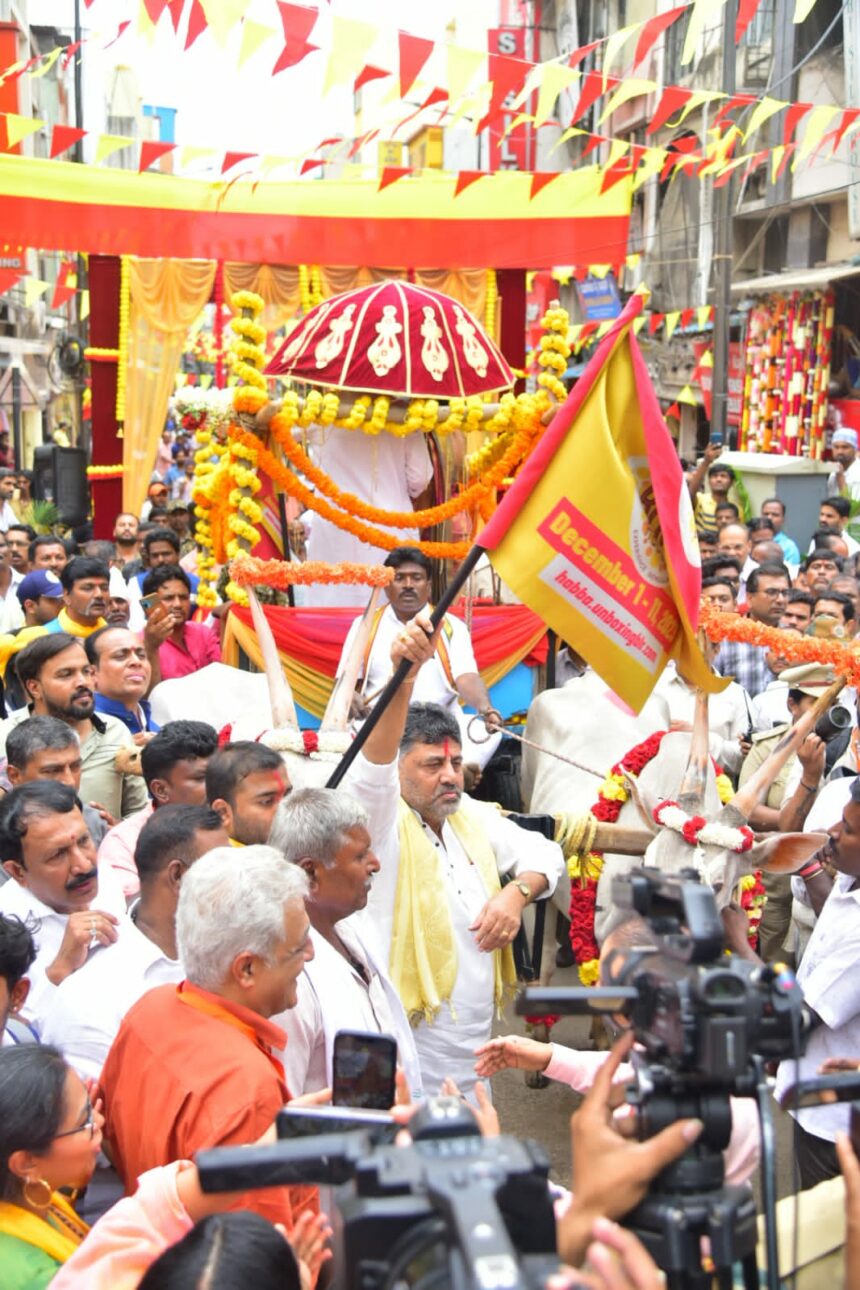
24, 278, 49, 307
79, 289, 89, 321
699, 348, 714, 366
626, 253, 641, 269
744, 96, 788, 142
200, 0, 246, 47
526, 270, 537, 292
505, 112, 534, 136
31, 47, 62, 79
237, 18, 275, 68
137, 1, 158, 44
323, 15, 379, 96
604, 138, 630, 169
180, 144, 217, 169
95, 133, 134, 164
678, 384, 698, 404
596, 320, 614, 338
551, 268, 573, 285
4, 113, 43, 147
551, 126, 586, 155
533, 64, 581, 127
633, 148, 667, 191
633, 316, 647, 335
446, 45, 485, 104
199, 372, 214, 390
664, 311, 681, 339
697, 306, 711, 330
175, 372, 188, 389
511, 63, 544, 112
794, 0, 817, 21
603, 23, 638, 81
795, 103, 840, 162
678, 89, 725, 125
683, 0, 727, 65
598, 79, 658, 125
770, 145, 787, 183
590, 263, 613, 279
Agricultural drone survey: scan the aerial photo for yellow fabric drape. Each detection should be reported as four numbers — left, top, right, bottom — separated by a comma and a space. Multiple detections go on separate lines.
124, 258, 216, 516
223, 262, 301, 331
413, 270, 487, 326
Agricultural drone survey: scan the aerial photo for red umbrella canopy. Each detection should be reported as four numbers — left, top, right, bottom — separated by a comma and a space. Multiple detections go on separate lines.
265, 279, 514, 399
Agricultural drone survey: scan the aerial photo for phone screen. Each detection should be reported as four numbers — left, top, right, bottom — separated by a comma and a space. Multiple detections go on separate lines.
332, 1030, 397, 1110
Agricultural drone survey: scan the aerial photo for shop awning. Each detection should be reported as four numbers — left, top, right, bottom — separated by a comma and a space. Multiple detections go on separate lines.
731, 263, 860, 295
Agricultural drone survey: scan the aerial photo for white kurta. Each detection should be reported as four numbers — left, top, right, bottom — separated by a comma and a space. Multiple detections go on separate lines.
344, 752, 564, 1098
273, 918, 423, 1101
304, 425, 433, 608
338, 603, 500, 768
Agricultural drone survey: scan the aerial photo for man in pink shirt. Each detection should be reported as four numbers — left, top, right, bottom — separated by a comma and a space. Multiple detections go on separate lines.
98, 719, 219, 898
142, 565, 220, 681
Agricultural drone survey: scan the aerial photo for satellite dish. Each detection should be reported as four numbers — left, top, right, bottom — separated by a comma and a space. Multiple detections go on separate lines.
48, 334, 84, 385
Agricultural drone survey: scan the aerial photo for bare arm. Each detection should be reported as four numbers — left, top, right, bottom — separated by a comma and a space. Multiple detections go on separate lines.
456, 670, 493, 717
361, 612, 437, 765
777, 735, 826, 833
746, 802, 781, 831
686, 441, 722, 501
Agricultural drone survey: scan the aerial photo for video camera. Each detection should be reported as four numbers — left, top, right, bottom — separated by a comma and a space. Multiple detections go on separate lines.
522, 866, 813, 1290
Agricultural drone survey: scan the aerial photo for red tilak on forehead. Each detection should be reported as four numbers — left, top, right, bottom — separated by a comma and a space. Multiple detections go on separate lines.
443, 738, 450, 759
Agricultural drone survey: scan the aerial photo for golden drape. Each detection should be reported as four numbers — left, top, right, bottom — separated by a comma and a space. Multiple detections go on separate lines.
223, 262, 301, 331
124, 258, 216, 515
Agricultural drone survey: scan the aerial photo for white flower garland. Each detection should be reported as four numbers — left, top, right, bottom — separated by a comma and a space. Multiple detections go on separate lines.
653, 800, 754, 853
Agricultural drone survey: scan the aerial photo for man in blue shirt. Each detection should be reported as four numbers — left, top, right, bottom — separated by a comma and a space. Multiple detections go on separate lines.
761, 497, 801, 566
87, 626, 159, 736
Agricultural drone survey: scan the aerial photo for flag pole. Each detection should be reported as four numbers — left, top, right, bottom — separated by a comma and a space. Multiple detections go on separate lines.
326, 543, 486, 789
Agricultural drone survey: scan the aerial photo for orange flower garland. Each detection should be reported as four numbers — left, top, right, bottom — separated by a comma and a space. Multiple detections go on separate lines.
230, 552, 395, 588
699, 601, 860, 686
231, 427, 471, 559
269, 412, 542, 530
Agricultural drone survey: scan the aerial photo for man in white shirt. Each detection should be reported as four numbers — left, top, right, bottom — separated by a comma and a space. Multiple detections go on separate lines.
826, 427, 860, 503
269, 786, 423, 1100
42, 802, 228, 1079
759, 777, 860, 1187
0, 781, 125, 1029
338, 546, 499, 769
649, 659, 751, 776
343, 615, 564, 1098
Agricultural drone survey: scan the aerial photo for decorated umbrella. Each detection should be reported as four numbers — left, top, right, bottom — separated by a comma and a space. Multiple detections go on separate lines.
265, 279, 514, 399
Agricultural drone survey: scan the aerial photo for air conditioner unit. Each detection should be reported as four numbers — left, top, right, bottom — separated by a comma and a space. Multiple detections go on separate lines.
738, 45, 771, 90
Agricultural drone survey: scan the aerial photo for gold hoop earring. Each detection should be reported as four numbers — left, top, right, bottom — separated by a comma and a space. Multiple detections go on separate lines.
23, 1177, 53, 1210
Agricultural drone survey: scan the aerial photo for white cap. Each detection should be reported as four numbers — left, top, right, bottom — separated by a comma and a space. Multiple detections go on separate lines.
108, 566, 129, 600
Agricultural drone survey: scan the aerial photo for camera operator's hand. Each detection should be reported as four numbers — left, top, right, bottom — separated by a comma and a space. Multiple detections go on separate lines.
289, 1209, 334, 1290
559, 1033, 703, 1266
836, 1132, 860, 1290
289, 1087, 332, 1108
474, 1034, 552, 1076
439, 1077, 500, 1137
820, 1057, 860, 1073
550, 1218, 665, 1290
797, 732, 826, 786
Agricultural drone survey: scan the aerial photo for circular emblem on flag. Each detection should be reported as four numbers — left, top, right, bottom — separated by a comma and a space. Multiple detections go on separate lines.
628, 459, 668, 587
265, 279, 514, 399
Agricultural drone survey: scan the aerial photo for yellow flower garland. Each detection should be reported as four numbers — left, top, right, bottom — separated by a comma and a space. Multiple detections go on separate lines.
115, 255, 131, 436
226, 290, 269, 603
191, 423, 228, 609
537, 306, 570, 406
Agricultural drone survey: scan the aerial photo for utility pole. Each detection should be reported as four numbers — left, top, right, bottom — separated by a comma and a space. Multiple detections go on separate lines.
710, 0, 738, 444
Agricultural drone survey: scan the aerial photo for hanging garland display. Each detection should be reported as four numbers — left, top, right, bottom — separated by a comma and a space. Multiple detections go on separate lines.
229, 551, 395, 589
699, 600, 860, 685
739, 290, 834, 457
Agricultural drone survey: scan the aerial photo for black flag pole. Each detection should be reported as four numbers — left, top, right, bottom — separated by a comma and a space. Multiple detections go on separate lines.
326, 543, 486, 789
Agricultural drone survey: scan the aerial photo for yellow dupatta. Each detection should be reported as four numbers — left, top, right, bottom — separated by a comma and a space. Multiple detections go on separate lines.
390, 799, 517, 1024
0, 1191, 88, 1265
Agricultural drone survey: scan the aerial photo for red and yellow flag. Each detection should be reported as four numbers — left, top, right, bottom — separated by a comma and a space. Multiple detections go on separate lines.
479, 290, 721, 712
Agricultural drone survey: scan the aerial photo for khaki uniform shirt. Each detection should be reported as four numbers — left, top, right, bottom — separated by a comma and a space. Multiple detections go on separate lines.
738, 723, 796, 810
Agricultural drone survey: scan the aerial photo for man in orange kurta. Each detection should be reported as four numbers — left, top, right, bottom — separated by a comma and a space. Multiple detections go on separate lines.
99, 845, 318, 1231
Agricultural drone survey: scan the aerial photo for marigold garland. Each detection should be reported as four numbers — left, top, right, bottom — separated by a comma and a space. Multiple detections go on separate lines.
700, 600, 860, 686
115, 254, 130, 434
86, 464, 123, 479
230, 552, 395, 588
190, 420, 229, 608
226, 291, 269, 603
268, 410, 543, 530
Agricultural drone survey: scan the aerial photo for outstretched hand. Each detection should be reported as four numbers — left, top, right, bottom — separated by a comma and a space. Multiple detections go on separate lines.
474, 1034, 553, 1077
558, 1032, 703, 1266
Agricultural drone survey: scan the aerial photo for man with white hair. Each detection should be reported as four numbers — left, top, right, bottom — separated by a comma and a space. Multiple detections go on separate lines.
269, 786, 423, 1100
100, 846, 319, 1231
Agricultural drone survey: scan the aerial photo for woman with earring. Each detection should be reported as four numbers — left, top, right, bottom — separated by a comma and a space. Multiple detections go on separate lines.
0, 1044, 101, 1287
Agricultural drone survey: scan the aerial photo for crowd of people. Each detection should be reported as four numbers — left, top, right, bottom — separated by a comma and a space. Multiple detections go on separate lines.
0, 414, 860, 1289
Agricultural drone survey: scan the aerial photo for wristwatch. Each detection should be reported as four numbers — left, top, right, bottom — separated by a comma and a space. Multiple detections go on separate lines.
513, 880, 531, 903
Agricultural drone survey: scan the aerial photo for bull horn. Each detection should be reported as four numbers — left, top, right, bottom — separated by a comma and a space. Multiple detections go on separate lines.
727, 676, 846, 822
248, 586, 299, 731
319, 587, 381, 733
677, 689, 710, 813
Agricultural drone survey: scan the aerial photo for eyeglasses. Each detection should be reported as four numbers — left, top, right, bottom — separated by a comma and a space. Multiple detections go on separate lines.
756, 587, 789, 598
54, 1094, 96, 1140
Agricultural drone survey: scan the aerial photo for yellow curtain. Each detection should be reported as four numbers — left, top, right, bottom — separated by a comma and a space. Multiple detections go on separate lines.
124, 258, 216, 515
318, 265, 406, 298
413, 269, 487, 322
223, 262, 302, 331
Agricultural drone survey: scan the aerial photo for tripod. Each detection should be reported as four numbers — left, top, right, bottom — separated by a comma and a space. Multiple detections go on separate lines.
625, 1082, 760, 1290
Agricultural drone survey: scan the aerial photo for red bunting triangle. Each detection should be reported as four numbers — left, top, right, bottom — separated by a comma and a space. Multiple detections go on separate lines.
665, 402, 681, 420
378, 166, 412, 192
166, 0, 184, 32
680, 307, 694, 329
568, 40, 600, 69
713, 94, 757, 127
579, 135, 602, 161
398, 32, 434, 98
647, 86, 694, 135
222, 151, 257, 174
579, 322, 599, 341
600, 153, 633, 194
355, 63, 389, 93
184, 0, 208, 50
143, 0, 171, 22
735, 0, 764, 44
570, 71, 614, 125
634, 6, 687, 69
300, 157, 326, 174
273, 3, 319, 75
574, 266, 589, 282
477, 53, 532, 134
649, 313, 663, 335
62, 41, 82, 70
52, 259, 77, 310
139, 140, 176, 172
830, 108, 860, 153
530, 172, 560, 200
453, 170, 484, 197
774, 142, 795, 181
50, 124, 86, 159
782, 101, 812, 148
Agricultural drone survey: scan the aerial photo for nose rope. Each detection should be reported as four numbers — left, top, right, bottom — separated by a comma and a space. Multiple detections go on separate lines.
466, 714, 603, 780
